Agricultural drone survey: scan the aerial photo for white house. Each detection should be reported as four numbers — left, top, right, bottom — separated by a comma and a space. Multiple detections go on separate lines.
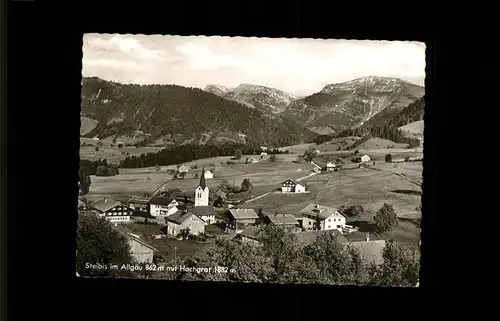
177, 165, 189, 173
165, 209, 207, 237
246, 157, 259, 164
281, 178, 306, 193
361, 155, 371, 163
203, 169, 214, 179
260, 152, 268, 156
326, 162, 337, 172
149, 197, 179, 217
194, 167, 209, 207
92, 137, 99, 141
298, 204, 346, 232
189, 206, 216, 224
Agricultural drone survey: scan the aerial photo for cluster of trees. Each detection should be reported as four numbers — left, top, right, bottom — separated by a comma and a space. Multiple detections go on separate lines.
81, 77, 317, 148
374, 203, 399, 233
80, 159, 119, 177
76, 215, 419, 286
219, 178, 253, 194
121, 143, 273, 168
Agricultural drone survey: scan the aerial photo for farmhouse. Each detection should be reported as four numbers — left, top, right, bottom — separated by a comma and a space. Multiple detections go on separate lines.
298, 204, 346, 232
177, 165, 189, 173
194, 168, 210, 207
128, 196, 151, 213
264, 214, 299, 231
260, 146, 268, 151
149, 197, 179, 217
88, 198, 133, 223
165, 208, 207, 237
246, 157, 258, 164
115, 226, 158, 263
281, 178, 306, 193
361, 155, 371, 163
326, 161, 340, 172
188, 206, 216, 224
234, 226, 263, 245
226, 208, 259, 232
260, 152, 267, 156
294, 230, 349, 247
203, 169, 214, 179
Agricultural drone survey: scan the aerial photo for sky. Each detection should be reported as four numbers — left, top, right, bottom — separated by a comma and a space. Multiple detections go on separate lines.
82, 34, 426, 96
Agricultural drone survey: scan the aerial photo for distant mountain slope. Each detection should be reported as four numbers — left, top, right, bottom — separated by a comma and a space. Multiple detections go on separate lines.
207, 83, 299, 115
80, 116, 98, 135
81, 77, 317, 147
281, 76, 424, 133
333, 96, 425, 147
204, 85, 231, 96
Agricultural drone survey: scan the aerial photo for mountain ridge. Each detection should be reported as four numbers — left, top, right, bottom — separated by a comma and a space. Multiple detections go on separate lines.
80, 77, 317, 148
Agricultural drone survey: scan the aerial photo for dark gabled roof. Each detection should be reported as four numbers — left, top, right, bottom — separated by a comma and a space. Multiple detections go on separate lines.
209, 189, 227, 199
165, 210, 195, 225
114, 225, 159, 252
188, 206, 215, 216
349, 240, 386, 265
266, 214, 299, 225
88, 198, 125, 213
228, 208, 259, 220
239, 226, 263, 239
128, 196, 151, 204
281, 178, 300, 185
197, 166, 207, 189
299, 204, 344, 220
149, 196, 176, 206
294, 230, 348, 247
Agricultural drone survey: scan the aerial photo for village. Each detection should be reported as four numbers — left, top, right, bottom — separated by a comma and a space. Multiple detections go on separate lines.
78, 143, 423, 272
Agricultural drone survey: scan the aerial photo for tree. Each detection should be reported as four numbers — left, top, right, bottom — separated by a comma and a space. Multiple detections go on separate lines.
385, 154, 393, 163
194, 171, 199, 179
256, 207, 266, 225
340, 205, 364, 218
95, 146, 99, 152
95, 166, 108, 176
354, 150, 360, 155
240, 178, 253, 192
178, 228, 190, 240
314, 213, 322, 230
304, 147, 318, 162
112, 136, 117, 143
270, 154, 277, 162
76, 213, 136, 277
234, 149, 243, 160
117, 142, 124, 148
374, 203, 398, 233
303, 233, 369, 285
178, 171, 186, 179
369, 240, 420, 287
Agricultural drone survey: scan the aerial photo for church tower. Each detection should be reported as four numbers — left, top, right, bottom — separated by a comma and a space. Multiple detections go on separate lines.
194, 167, 209, 207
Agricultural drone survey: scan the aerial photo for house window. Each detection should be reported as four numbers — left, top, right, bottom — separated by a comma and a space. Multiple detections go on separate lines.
308, 222, 312, 225
327, 225, 331, 229
328, 218, 331, 222
337, 225, 342, 228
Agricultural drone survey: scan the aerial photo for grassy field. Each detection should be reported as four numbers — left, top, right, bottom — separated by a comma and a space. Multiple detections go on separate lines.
80, 137, 163, 164
243, 161, 423, 248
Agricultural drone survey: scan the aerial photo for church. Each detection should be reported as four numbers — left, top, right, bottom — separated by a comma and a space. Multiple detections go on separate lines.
190, 167, 216, 224
194, 167, 209, 206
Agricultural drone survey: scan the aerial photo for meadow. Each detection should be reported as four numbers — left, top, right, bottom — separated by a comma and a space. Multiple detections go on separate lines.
84, 154, 318, 202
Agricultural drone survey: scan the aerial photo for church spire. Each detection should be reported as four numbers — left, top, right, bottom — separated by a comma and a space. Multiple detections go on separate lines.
198, 166, 206, 190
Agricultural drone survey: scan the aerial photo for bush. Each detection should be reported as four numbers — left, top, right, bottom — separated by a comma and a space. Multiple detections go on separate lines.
234, 149, 243, 160
117, 143, 124, 148
385, 154, 392, 163
270, 154, 277, 162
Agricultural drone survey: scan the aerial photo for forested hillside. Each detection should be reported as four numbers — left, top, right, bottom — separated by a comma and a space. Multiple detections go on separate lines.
81, 77, 317, 147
